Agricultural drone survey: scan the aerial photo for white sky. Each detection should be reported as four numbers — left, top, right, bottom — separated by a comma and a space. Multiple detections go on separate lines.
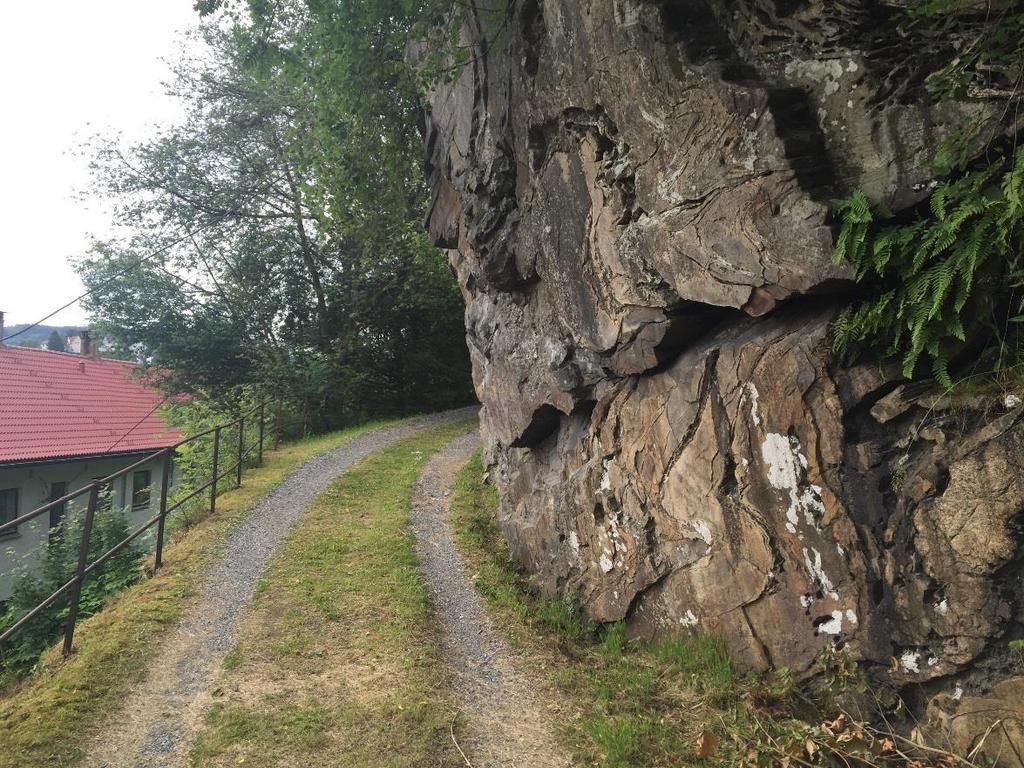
0, 2, 199, 327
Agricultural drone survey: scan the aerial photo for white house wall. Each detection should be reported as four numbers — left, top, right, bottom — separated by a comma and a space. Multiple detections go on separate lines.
0, 454, 172, 602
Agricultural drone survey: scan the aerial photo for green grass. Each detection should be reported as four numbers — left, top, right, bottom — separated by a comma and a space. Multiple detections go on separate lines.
196, 702, 333, 760
0, 418, 406, 768
448, 451, 709, 765
448, 451, 867, 768
189, 419, 476, 768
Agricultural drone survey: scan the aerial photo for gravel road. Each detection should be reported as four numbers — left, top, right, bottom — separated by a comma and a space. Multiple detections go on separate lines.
83, 407, 477, 768
410, 433, 575, 768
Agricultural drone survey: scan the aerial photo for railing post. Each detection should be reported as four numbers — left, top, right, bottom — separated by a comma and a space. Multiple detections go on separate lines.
236, 417, 245, 486
257, 403, 265, 466
155, 448, 172, 569
63, 482, 99, 656
210, 426, 221, 516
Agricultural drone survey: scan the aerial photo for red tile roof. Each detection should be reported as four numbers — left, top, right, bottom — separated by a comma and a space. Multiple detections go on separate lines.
0, 345, 182, 464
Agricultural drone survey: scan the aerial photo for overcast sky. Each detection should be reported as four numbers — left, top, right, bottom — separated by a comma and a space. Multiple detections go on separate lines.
0, 2, 199, 327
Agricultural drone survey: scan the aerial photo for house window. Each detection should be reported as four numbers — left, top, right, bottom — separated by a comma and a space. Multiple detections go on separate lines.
49, 482, 68, 536
0, 488, 19, 536
132, 470, 152, 511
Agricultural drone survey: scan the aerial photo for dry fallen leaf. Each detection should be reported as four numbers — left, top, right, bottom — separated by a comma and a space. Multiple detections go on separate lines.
695, 728, 721, 759
805, 737, 819, 757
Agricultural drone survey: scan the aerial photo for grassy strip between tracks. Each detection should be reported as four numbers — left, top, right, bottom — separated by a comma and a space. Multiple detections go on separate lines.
188, 419, 475, 768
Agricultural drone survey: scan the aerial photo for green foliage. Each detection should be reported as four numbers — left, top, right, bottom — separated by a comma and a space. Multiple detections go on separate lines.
0, 508, 142, 681
1010, 638, 1024, 667
45, 330, 66, 353
78, 3, 475, 435
159, 395, 267, 532
600, 621, 627, 657
906, 1, 1024, 106
832, 147, 1024, 387
2, 325, 77, 349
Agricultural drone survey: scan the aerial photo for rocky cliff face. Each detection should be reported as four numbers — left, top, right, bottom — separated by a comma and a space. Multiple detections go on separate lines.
421, 0, 1023, 755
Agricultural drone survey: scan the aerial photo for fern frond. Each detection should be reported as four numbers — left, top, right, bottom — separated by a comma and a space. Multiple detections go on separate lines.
833, 147, 1023, 386
931, 184, 948, 220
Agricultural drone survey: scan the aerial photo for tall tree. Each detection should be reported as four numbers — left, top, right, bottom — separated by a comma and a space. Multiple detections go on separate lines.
78, 16, 473, 433
46, 330, 67, 353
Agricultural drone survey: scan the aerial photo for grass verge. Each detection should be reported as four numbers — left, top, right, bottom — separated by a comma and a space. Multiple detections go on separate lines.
188, 419, 475, 768
450, 452, 926, 768
0, 419, 403, 768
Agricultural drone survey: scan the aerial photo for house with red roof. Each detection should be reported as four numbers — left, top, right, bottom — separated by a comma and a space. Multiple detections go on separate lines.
0, 328, 182, 601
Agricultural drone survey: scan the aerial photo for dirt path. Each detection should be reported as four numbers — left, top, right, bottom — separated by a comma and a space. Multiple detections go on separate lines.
410, 434, 575, 768
82, 408, 477, 768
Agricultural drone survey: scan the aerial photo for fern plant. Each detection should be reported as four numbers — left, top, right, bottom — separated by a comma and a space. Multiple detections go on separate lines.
832, 146, 1024, 388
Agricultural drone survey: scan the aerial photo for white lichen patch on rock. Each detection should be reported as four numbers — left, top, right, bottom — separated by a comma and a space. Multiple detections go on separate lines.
784, 57, 851, 98
691, 519, 713, 545
802, 546, 839, 600
816, 607, 858, 636
743, 381, 762, 426
761, 433, 826, 534
679, 609, 698, 627
900, 650, 922, 673
595, 512, 629, 574
818, 610, 844, 635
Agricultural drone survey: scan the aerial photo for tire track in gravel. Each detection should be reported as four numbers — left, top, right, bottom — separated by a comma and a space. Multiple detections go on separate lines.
82, 407, 478, 768
410, 433, 575, 768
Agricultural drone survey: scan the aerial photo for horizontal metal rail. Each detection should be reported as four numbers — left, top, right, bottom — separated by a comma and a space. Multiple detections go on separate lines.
0, 485, 91, 537
81, 511, 164, 578
0, 402, 272, 655
164, 477, 218, 516
98, 450, 165, 486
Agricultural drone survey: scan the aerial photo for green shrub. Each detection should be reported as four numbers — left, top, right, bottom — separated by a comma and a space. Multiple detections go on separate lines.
161, 395, 269, 534
0, 506, 142, 681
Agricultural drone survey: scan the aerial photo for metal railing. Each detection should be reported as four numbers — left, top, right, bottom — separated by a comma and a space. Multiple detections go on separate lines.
0, 402, 269, 655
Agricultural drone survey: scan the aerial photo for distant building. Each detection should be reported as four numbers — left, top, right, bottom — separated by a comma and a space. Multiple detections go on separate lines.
65, 333, 83, 354
0, 332, 181, 601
